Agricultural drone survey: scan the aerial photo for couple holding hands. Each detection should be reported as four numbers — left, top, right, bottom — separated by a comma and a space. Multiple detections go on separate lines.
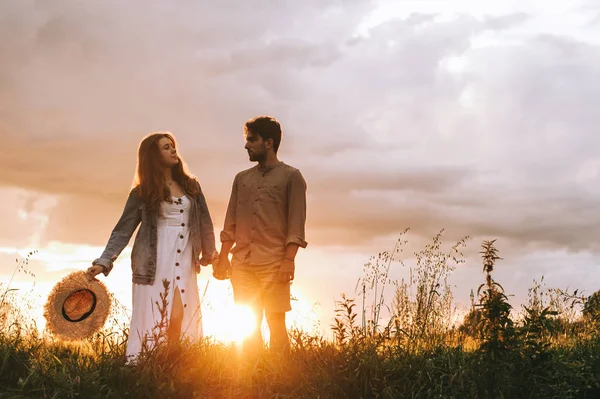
86, 116, 307, 361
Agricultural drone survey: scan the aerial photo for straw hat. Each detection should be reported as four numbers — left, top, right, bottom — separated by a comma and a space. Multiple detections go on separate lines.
43, 270, 111, 341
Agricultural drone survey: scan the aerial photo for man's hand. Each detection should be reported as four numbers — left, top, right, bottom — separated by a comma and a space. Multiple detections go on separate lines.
277, 258, 295, 282
213, 255, 231, 280
86, 265, 105, 282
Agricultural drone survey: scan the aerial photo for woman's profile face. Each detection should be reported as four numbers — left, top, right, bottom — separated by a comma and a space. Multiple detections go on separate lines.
157, 137, 179, 167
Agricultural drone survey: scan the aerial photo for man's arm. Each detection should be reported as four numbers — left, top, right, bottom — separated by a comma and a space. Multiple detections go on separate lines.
285, 169, 308, 251
278, 169, 308, 281
220, 240, 234, 258
284, 243, 300, 261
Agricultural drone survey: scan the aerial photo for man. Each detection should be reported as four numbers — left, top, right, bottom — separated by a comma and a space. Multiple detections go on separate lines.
215, 116, 307, 354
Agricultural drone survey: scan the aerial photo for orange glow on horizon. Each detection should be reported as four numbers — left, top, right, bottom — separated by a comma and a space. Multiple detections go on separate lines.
2, 247, 322, 346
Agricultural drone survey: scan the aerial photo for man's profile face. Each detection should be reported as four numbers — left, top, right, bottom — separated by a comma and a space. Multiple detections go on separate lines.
244, 131, 268, 162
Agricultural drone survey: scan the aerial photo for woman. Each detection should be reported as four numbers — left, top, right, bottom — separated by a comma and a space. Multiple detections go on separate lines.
86, 132, 218, 361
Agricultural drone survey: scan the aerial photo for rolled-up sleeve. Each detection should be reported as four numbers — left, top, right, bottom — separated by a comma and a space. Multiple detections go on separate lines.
220, 175, 238, 243
93, 189, 141, 276
286, 169, 308, 248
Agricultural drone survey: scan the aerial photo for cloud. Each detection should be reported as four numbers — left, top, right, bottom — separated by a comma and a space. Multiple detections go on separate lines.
483, 13, 530, 30
0, 0, 599, 260
0, 188, 57, 248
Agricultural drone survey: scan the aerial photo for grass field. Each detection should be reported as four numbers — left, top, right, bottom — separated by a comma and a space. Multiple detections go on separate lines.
1, 235, 599, 398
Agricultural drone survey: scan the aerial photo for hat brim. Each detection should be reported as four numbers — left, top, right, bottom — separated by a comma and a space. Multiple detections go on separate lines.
44, 270, 111, 341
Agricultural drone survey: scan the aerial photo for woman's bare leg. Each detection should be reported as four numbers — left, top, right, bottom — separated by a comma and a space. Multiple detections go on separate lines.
167, 287, 184, 342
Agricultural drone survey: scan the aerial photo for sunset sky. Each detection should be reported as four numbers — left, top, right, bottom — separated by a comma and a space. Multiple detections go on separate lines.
1, 0, 600, 339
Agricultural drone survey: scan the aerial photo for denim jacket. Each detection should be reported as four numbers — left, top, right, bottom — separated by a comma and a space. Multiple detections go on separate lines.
93, 183, 217, 285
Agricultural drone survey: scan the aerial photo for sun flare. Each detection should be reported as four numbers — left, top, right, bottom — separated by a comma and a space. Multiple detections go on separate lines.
204, 303, 257, 344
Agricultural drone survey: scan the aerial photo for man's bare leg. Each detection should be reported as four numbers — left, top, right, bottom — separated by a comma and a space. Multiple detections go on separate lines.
266, 311, 289, 354
242, 304, 264, 353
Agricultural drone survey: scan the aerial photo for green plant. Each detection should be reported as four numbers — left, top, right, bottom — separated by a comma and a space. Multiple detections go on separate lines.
390, 230, 469, 352
474, 240, 516, 397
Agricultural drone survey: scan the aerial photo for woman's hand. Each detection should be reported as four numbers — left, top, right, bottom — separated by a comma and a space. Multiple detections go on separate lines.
199, 251, 220, 267
86, 265, 105, 281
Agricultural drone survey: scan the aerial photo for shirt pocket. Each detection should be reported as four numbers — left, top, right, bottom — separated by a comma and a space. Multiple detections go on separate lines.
260, 183, 285, 203
238, 183, 252, 203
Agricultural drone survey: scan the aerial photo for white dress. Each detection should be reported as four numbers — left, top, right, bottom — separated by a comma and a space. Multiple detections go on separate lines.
126, 195, 202, 361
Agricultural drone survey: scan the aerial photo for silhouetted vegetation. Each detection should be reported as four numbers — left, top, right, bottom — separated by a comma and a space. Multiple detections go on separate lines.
1, 233, 599, 398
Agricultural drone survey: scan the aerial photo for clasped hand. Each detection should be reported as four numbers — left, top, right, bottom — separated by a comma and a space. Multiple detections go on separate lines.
213, 255, 231, 280
199, 251, 220, 267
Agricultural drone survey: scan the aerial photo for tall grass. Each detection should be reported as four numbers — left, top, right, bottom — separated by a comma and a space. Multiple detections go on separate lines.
1, 233, 600, 398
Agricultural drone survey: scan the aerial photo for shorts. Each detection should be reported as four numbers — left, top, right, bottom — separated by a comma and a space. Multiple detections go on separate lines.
230, 257, 291, 313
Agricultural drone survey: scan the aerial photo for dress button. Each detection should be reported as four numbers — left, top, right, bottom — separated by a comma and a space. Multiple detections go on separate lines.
181, 223, 185, 227
176, 276, 180, 280
176, 262, 179, 266
181, 289, 185, 293
184, 304, 187, 308
180, 235, 183, 239
177, 249, 181, 253
180, 209, 183, 213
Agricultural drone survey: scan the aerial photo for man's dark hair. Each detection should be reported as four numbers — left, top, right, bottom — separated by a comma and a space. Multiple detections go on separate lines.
244, 116, 282, 153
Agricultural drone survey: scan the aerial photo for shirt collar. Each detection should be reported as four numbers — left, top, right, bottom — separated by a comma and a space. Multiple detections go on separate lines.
256, 161, 283, 173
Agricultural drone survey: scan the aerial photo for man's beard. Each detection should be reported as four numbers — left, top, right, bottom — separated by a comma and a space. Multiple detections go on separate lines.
249, 151, 266, 162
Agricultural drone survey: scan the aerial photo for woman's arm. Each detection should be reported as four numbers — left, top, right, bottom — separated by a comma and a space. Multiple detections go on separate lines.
91, 188, 142, 276
197, 183, 218, 264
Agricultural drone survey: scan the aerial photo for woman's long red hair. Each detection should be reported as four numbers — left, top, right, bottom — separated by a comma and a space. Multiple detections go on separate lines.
132, 132, 200, 212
